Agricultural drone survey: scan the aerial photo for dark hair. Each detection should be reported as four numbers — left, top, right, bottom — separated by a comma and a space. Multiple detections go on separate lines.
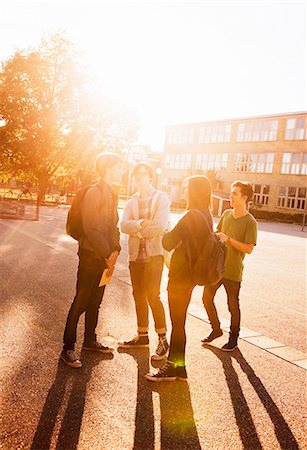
95, 152, 122, 177
231, 181, 254, 203
187, 175, 211, 210
131, 162, 154, 181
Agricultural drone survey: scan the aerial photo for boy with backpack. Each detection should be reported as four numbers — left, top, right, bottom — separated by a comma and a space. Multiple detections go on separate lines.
202, 181, 258, 351
61, 152, 123, 368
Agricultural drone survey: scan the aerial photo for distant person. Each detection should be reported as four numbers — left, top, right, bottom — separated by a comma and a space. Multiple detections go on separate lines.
61, 152, 123, 368
202, 181, 257, 351
119, 162, 170, 360
146, 176, 213, 381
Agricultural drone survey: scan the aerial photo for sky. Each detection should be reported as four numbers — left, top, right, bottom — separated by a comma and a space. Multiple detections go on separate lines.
1, 0, 306, 150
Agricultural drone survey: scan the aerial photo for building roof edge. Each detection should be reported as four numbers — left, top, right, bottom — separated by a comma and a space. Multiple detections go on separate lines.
166, 111, 307, 128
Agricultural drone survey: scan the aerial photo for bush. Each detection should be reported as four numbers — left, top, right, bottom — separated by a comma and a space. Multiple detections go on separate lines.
250, 208, 304, 224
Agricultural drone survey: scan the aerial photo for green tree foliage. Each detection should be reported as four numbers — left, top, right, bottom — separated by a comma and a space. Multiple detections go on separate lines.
0, 33, 138, 200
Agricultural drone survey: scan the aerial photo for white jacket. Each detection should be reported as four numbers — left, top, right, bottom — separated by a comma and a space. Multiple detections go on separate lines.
120, 188, 170, 261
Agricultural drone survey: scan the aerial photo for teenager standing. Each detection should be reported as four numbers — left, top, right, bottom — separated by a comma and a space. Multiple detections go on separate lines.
202, 181, 258, 351
119, 163, 170, 360
146, 176, 213, 381
61, 152, 123, 368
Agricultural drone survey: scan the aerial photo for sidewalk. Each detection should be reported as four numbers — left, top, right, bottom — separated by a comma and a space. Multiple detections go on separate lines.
0, 216, 306, 449
116, 234, 307, 370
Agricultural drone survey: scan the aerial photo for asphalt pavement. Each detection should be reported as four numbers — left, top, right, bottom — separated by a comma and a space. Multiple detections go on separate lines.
0, 207, 306, 449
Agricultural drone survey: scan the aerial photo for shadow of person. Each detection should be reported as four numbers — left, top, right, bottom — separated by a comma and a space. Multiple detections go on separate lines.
150, 380, 201, 450
118, 347, 155, 450
232, 349, 300, 450
203, 344, 299, 450
31, 351, 114, 450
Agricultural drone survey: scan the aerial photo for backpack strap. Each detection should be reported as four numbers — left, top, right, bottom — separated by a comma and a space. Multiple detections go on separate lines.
195, 208, 212, 233
150, 190, 163, 218
150, 190, 172, 232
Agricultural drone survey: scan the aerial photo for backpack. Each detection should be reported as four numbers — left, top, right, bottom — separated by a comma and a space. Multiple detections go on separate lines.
66, 184, 104, 241
188, 209, 228, 286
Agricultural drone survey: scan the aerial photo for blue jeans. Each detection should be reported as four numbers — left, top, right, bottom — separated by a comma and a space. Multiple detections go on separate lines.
202, 278, 241, 338
63, 249, 106, 350
129, 256, 166, 334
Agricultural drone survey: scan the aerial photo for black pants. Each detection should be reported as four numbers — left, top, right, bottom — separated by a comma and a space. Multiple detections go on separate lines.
63, 249, 106, 350
168, 283, 194, 367
129, 256, 166, 334
202, 278, 241, 338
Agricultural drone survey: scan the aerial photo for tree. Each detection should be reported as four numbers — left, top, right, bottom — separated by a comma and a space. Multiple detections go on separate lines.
188, 166, 224, 191
0, 33, 138, 200
204, 169, 224, 192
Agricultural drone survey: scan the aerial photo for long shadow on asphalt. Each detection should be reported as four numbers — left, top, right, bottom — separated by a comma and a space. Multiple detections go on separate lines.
31, 351, 114, 450
118, 347, 201, 450
118, 347, 155, 450
150, 381, 202, 450
203, 344, 299, 450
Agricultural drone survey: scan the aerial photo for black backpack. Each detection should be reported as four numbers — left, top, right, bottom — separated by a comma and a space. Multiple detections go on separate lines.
66, 184, 104, 241
188, 209, 228, 286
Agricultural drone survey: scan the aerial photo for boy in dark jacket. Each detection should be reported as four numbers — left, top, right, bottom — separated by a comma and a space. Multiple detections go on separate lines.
61, 152, 123, 368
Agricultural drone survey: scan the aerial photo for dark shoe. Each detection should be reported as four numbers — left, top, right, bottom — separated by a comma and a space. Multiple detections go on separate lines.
82, 342, 114, 353
221, 339, 238, 352
118, 334, 149, 348
145, 360, 177, 382
201, 329, 223, 343
151, 337, 169, 361
61, 350, 82, 368
176, 366, 188, 380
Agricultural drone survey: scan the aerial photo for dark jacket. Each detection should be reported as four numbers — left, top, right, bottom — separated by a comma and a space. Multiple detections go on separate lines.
162, 208, 213, 287
79, 179, 121, 261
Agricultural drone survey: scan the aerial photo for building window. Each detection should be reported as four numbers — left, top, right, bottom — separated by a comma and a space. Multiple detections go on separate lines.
161, 184, 171, 195
133, 152, 142, 161
285, 117, 307, 140
165, 153, 192, 169
277, 186, 306, 210
237, 120, 278, 142
281, 152, 307, 175
253, 184, 270, 206
234, 152, 274, 173
167, 128, 194, 144
199, 123, 232, 144
301, 153, 307, 175
234, 153, 249, 172
196, 153, 228, 171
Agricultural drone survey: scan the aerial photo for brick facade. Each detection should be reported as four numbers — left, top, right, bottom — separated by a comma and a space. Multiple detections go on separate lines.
160, 112, 307, 215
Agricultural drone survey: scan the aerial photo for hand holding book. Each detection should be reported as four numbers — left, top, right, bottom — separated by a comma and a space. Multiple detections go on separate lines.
99, 266, 114, 287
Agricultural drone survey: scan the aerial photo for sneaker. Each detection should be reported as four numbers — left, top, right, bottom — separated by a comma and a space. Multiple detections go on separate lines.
151, 337, 169, 361
201, 329, 223, 343
61, 350, 82, 368
82, 342, 114, 353
221, 339, 238, 352
118, 334, 149, 348
145, 360, 177, 382
176, 366, 188, 380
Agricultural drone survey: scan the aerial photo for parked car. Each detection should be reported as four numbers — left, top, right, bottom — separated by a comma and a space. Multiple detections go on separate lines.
0, 199, 25, 217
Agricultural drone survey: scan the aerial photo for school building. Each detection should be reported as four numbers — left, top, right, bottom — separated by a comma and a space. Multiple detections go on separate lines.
159, 112, 307, 217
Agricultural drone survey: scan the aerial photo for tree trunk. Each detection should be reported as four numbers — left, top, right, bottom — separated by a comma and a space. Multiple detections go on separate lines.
38, 174, 49, 205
